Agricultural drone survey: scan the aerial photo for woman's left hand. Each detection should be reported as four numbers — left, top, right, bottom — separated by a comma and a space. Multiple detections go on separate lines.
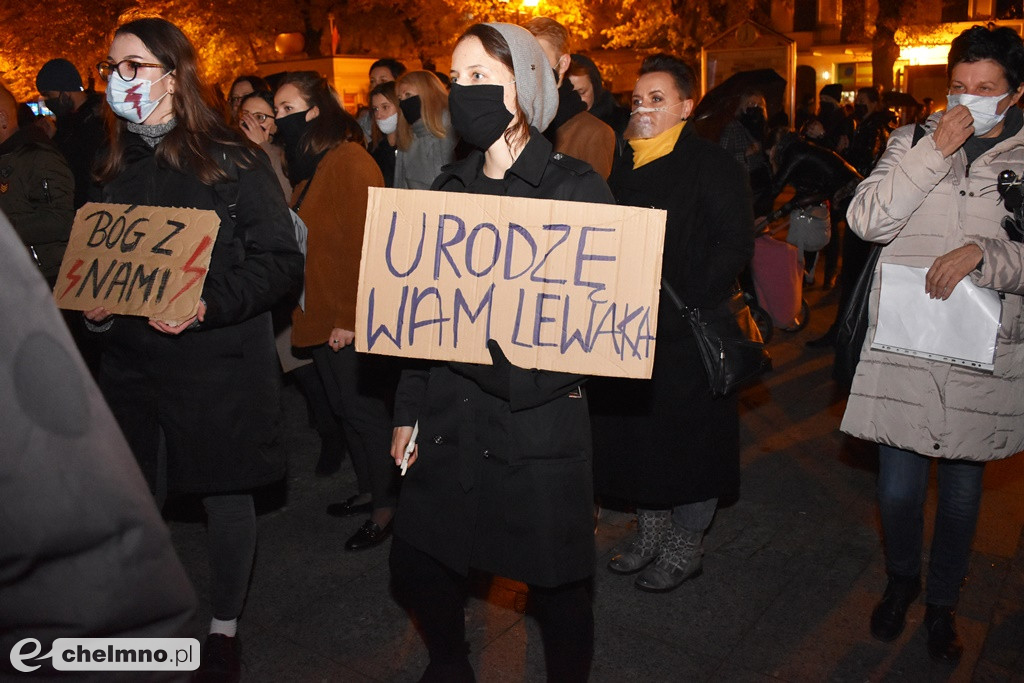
328, 328, 355, 351
925, 244, 984, 300
149, 300, 207, 335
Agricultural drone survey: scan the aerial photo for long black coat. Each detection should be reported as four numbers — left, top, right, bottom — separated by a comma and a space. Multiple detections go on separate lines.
96, 133, 304, 494
591, 123, 754, 507
393, 132, 615, 588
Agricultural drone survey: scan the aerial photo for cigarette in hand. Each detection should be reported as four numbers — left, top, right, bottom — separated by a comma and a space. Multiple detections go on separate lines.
397, 421, 417, 475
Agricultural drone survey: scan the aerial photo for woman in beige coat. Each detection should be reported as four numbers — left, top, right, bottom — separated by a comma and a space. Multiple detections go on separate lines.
844, 25, 1024, 664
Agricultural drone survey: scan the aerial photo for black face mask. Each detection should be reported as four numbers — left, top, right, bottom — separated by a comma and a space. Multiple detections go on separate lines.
399, 96, 422, 125
44, 93, 74, 117
853, 103, 869, 120
448, 83, 514, 150
739, 107, 766, 139
275, 110, 317, 182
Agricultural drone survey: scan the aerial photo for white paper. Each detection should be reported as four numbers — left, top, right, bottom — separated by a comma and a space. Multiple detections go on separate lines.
872, 263, 1001, 371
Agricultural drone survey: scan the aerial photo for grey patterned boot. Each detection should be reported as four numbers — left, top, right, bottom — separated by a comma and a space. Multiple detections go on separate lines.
634, 524, 704, 592
608, 509, 670, 575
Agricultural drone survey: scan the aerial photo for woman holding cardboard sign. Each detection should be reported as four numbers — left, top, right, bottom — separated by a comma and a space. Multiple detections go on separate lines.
84, 17, 303, 678
387, 23, 613, 682
272, 72, 399, 552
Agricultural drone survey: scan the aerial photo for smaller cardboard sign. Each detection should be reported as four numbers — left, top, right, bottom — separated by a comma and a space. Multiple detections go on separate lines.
355, 188, 668, 379
53, 203, 220, 322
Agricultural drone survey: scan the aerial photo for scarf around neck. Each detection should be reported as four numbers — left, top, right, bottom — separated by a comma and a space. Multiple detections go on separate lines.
628, 120, 685, 169
126, 118, 177, 148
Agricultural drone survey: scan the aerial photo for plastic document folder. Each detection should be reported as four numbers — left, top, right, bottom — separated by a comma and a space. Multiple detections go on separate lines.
871, 263, 1001, 372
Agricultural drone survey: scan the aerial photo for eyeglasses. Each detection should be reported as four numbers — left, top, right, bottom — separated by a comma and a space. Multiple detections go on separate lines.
96, 59, 166, 82
241, 111, 272, 123
230, 94, 253, 106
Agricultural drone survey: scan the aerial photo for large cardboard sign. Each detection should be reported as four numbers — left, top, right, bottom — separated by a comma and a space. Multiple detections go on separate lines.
355, 188, 667, 379
53, 203, 219, 322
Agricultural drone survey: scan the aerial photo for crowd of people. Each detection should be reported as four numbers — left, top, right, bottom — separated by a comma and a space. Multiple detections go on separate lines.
4, 13, 1024, 682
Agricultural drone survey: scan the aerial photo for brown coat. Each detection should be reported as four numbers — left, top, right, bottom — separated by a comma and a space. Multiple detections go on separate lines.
291, 141, 384, 347
553, 111, 615, 179
842, 117, 1024, 462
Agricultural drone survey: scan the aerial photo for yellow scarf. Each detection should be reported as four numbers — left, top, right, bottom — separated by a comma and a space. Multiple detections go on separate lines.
629, 121, 686, 169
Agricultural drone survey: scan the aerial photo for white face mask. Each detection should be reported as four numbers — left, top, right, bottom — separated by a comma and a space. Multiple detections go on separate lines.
377, 112, 398, 135
947, 91, 1009, 136
106, 70, 172, 124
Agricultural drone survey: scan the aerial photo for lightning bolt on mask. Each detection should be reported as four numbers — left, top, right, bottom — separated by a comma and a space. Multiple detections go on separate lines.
107, 70, 172, 124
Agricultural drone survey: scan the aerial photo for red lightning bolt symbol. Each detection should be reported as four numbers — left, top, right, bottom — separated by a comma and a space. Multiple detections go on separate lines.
168, 235, 213, 304
60, 259, 85, 299
124, 83, 145, 119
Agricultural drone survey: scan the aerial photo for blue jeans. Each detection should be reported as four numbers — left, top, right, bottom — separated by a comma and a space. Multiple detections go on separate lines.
877, 445, 986, 606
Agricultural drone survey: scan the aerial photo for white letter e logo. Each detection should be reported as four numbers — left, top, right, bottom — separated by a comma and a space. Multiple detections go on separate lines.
10, 638, 43, 672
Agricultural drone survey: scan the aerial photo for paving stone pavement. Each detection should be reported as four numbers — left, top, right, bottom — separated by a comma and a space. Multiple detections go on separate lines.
168, 283, 1024, 682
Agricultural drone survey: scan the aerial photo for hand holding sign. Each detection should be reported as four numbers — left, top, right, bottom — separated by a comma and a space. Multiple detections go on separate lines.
54, 203, 220, 325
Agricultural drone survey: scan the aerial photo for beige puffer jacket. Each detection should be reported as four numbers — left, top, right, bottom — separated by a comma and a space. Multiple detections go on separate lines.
842, 115, 1024, 461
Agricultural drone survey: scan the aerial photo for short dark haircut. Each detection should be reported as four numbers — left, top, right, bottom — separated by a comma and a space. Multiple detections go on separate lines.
639, 53, 698, 100
369, 58, 406, 80
948, 24, 1024, 90
856, 86, 880, 103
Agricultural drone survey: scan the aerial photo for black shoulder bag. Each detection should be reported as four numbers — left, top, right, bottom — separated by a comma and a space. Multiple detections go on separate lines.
662, 279, 772, 397
833, 123, 927, 387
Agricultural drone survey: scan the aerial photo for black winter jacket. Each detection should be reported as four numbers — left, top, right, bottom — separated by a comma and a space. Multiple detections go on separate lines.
393, 131, 615, 587
95, 133, 304, 493
0, 129, 74, 281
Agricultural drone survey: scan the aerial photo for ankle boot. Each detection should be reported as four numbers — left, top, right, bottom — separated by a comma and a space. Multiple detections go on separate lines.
869, 574, 920, 642
634, 525, 704, 592
608, 509, 669, 575
924, 604, 963, 664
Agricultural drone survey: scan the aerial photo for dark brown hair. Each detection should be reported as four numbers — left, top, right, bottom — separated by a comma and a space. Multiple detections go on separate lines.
458, 24, 529, 152
96, 18, 256, 185
275, 71, 364, 156
369, 81, 412, 150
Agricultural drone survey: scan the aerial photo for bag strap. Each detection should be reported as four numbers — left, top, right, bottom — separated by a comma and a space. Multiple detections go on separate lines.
292, 163, 319, 212
661, 278, 688, 313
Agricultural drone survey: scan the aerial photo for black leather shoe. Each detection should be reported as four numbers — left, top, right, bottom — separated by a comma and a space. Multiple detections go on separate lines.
326, 495, 372, 518
870, 574, 920, 641
345, 519, 392, 551
924, 604, 963, 663
806, 328, 838, 349
195, 633, 240, 683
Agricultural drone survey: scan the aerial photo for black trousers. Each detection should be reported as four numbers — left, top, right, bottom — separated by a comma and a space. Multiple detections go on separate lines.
203, 494, 256, 620
311, 344, 398, 508
389, 536, 594, 682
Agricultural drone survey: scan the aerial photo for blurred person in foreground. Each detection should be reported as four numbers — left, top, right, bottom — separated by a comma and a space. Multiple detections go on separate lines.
388, 22, 613, 682
844, 24, 1024, 664
0, 209, 197, 680
591, 53, 754, 594
85, 18, 303, 679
